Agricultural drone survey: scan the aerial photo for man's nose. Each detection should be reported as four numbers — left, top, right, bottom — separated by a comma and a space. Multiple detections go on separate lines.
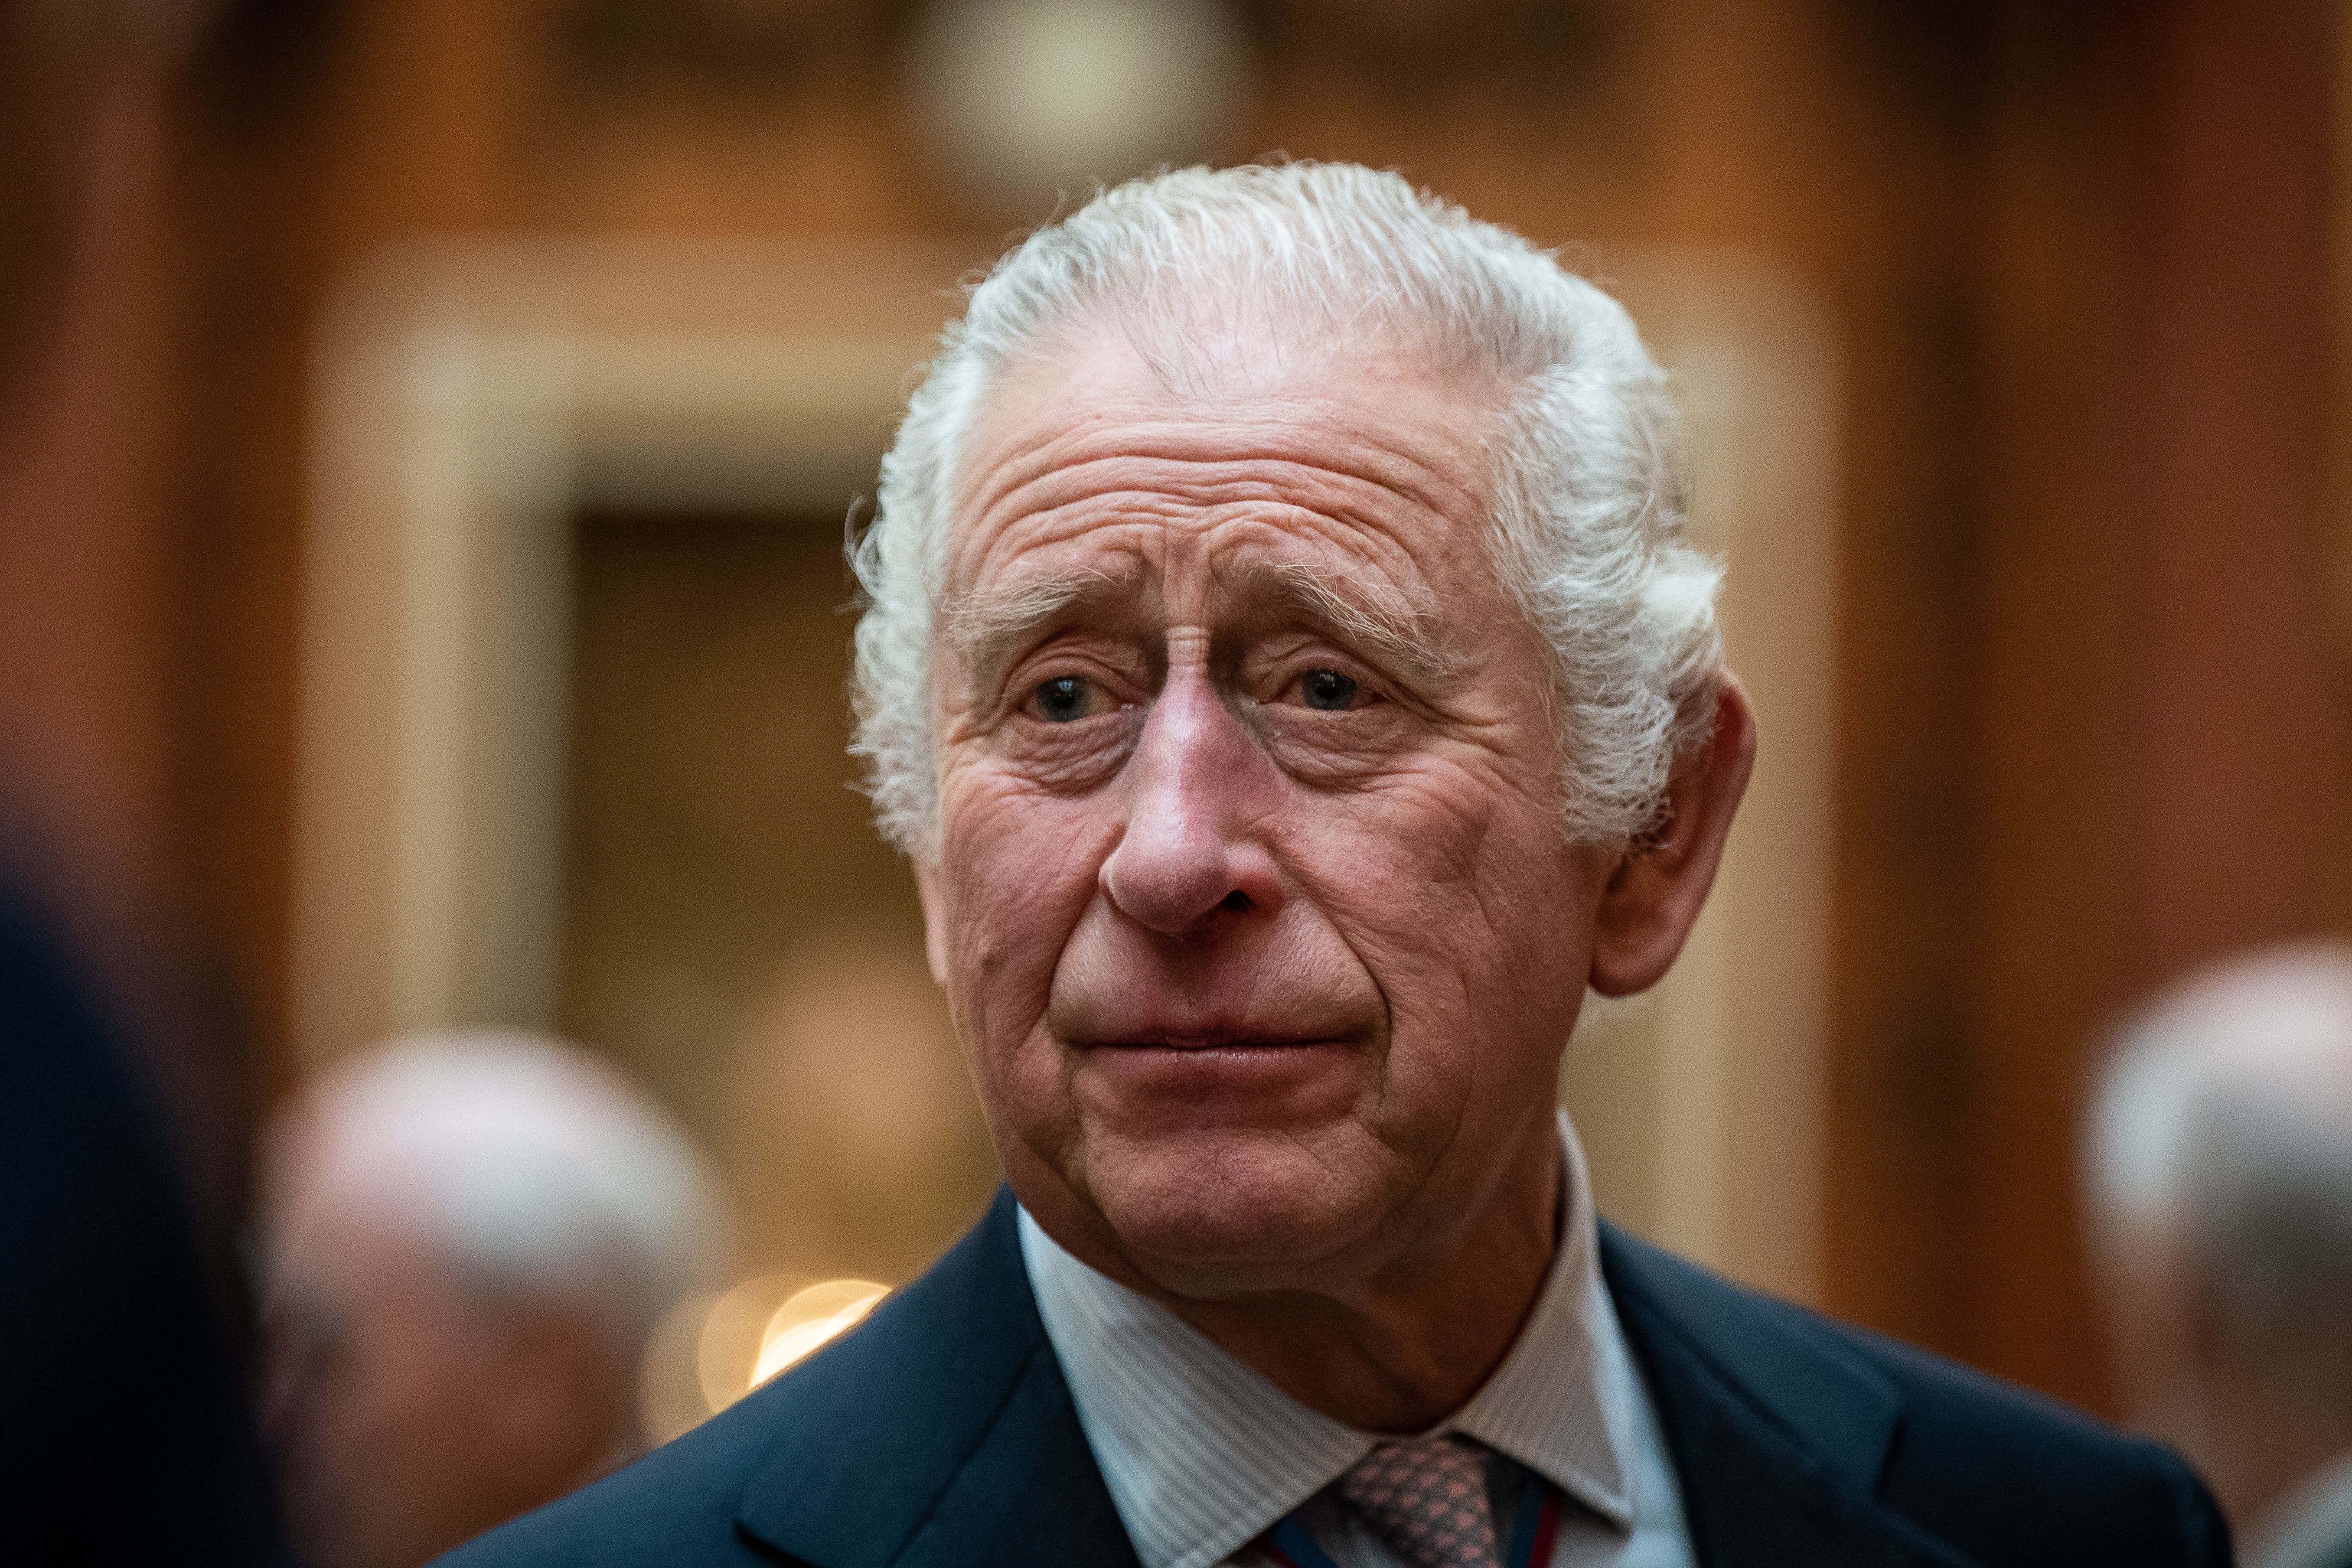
1099, 675, 1284, 934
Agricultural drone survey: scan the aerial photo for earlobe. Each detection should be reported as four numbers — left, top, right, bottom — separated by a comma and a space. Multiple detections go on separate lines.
1588, 675, 1758, 997
912, 859, 952, 988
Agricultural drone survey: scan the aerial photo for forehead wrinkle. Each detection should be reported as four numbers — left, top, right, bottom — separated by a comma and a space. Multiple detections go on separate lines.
975, 439, 1461, 513
953, 456, 1484, 626
961, 384, 1491, 522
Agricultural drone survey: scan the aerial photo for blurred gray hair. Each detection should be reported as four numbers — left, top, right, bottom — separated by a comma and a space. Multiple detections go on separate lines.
276, 1030, 730, 1349
2087, 943, 2352, 1359
850, 161, 1724, 855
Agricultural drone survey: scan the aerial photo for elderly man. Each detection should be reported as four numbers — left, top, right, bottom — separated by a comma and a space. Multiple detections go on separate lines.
448, 164, 2225, 1568
264, 1031, 727, 1568
2088, 944, 2352, 1568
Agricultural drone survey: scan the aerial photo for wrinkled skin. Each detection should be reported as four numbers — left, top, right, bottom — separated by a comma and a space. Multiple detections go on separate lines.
916, 329, 1754, 1429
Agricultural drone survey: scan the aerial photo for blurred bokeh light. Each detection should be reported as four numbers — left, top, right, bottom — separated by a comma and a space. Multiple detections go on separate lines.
907, 0, 1244, 220
643, 1272, 890, 1444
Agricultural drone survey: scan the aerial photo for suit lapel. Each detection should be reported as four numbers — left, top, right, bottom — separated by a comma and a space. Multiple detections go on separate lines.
889, 1336, 1138, 1568
1601, 1226, 1983, 1568
734, 1189, 1139, 1568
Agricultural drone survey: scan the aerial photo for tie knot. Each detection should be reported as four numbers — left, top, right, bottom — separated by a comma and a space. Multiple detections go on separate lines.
1335, 1434, 1500, 1568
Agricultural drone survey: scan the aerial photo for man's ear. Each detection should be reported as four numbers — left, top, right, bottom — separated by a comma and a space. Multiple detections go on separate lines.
1588, 675, 1758, 998
912, 858, 951, 988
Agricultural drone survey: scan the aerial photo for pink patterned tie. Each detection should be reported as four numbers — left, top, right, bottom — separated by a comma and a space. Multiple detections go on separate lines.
1336, 1434, 1501, 1568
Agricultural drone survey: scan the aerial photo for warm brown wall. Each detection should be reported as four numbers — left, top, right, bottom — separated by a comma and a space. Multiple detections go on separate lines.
126, 0, 2348, 1414
0, 81, 177, 938
0, 67, 272, 1244
2130, 0, 2340, 985
1968, 0, 2345, 1405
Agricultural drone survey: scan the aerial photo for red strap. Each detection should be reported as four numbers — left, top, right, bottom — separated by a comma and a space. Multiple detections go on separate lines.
1524, 1486, 1563, 1566
1255, 1536, 1306, 1568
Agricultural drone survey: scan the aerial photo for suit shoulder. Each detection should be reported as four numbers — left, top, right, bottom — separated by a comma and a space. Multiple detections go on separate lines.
1842, 1323, 2228, 1566
1600, 1225, 2230, 1568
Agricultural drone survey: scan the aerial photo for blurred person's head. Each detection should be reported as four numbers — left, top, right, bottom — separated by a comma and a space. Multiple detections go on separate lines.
2086, 942, 2352, 1549
261, 1031, 727, 1568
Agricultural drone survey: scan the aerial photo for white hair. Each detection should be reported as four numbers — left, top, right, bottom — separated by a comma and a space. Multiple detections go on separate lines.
850, 161, 1724, 854
275, 1030, 730, 1349
2087, 943, 2352, 1355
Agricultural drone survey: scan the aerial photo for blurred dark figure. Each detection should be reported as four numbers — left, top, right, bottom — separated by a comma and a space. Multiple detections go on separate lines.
260, 1033, 729, 1568
0, 0, 289, 1562
0, 875, 287, 1564
2088, 943, 2352, 1568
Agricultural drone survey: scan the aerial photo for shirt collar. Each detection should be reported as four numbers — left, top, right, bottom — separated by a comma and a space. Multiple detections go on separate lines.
1019, 1110, 1641, 1568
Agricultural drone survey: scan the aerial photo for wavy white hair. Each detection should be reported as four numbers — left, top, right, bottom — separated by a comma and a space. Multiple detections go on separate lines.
273, 1030, 730, 1350
2088, 944, 2352, 1356
850, 161, 1723, 854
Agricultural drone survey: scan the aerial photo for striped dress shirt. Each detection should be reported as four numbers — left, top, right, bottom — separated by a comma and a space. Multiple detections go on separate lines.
1018, 1111, 1696, 1568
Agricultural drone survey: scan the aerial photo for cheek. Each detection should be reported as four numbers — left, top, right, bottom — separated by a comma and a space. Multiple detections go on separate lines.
935, 772, 1109, 1058
1295, 769, 1594, 1077
333, 1325, 450, 1466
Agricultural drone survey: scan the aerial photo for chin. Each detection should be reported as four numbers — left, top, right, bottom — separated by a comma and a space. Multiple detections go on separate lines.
1077, 1127, 1392, 1293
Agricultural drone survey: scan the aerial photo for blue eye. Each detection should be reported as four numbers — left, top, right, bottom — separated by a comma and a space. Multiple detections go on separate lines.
1033, 676, 1091, 722
1300, 669, 1359, 711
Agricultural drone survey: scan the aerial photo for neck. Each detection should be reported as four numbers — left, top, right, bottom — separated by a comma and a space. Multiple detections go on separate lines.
1155, 1120, 1565, 1433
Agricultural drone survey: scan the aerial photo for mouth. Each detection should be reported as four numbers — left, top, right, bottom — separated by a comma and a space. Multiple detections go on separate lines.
1090, 1031, 1341, 1052
1073, 1033, 1361, 1105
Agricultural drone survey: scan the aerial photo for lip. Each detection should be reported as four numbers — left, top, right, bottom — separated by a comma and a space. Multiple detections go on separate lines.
1088, 1033, 1337, 1051
1073, 1037, 1360, 1101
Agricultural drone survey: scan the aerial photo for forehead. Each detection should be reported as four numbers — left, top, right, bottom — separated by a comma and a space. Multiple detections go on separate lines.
270, 1179, 440, 1302
943, 329, 1507, 607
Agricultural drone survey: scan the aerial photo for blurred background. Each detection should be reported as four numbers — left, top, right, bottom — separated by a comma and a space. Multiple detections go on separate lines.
6, 0, 2347, 1515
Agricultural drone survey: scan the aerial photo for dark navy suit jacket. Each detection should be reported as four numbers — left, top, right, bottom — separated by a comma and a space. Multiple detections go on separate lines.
441, 1188, 2231, 1568
0, 877, 289, 1567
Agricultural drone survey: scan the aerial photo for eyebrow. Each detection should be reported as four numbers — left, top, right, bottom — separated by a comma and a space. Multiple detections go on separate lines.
1221, 558, 1464, 688
938, 558, 1463, 694
941, 568, 1145, 695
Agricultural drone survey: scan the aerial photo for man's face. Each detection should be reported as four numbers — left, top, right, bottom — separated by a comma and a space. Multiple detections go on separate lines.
922, 332, 1613, 1294
262, 1195, 618, 1568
